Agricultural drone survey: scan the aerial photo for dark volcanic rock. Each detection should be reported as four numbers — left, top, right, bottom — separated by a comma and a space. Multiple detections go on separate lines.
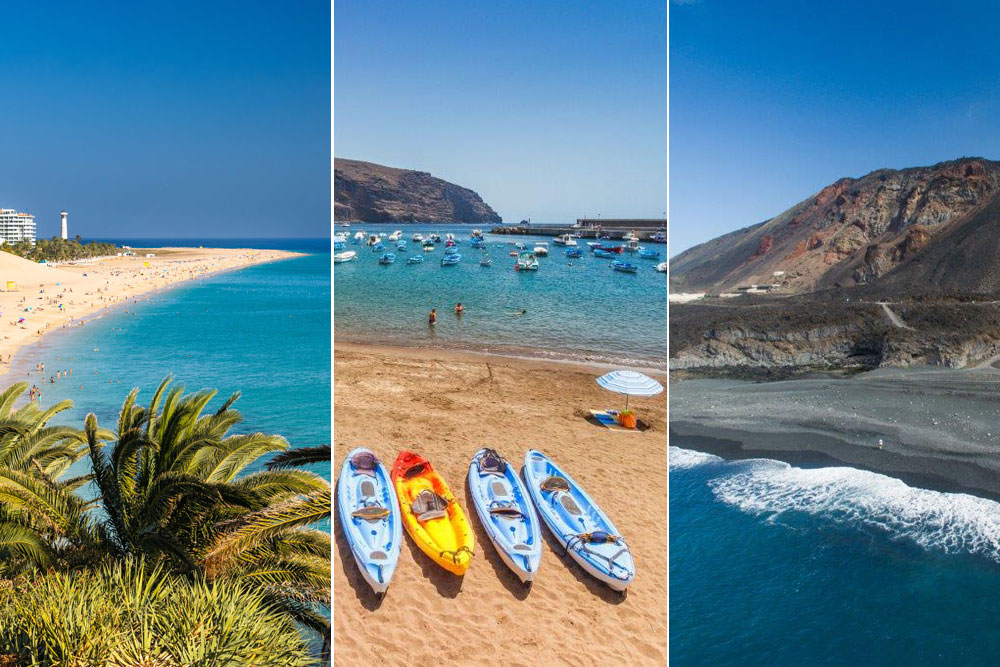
671, 157, 1000, 295
334, 158, 502, 224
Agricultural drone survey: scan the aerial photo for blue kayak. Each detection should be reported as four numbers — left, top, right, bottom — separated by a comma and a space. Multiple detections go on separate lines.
467, 448, 542, 584
522, 449, 634, 592
336, 448, 402, 596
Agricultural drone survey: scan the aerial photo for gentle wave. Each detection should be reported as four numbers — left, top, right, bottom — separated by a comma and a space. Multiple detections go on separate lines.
672, 447, 1000, 562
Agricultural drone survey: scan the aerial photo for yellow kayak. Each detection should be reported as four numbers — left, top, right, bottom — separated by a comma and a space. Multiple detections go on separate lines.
392, 450, 475, 575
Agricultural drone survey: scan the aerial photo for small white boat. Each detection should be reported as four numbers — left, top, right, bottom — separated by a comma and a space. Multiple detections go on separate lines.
656, 261, 667, 273
333, 251, 357, 264
515, 252, 539, 271
367, 235, 379, 246
553, 234, 577, 247
388, 230, 403, 242
412, 233, 424, 242
471, 229, 484, 239
623, 231, 640, 243
625, 238, 640, 252
445, 232, 455, 241
533, 243, 549, 256
352, 231, 366, 244
340, 222, 351, 228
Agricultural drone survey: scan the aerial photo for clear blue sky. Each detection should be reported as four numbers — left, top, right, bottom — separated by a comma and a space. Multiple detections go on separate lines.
334, 0, 667, 223
671, 0, 1000, 255
0, 1, 329, 239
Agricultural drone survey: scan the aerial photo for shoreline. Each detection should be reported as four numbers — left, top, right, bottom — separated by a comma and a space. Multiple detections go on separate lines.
332, 338, 668, 376
0, 247, 302, 381
670, 367, 1000, 502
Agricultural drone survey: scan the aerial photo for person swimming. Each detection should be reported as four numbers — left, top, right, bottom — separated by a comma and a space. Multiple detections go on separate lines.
512, 309, 527, 316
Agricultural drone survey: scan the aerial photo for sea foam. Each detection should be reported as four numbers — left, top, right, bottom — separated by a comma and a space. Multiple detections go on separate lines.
672, 447, 1000, 562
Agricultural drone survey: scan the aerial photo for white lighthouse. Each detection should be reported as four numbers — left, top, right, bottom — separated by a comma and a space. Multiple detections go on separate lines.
60, 211, 68, 240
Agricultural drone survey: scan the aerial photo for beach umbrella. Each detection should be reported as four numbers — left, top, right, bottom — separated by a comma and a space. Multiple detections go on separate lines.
596, 370, 664, 412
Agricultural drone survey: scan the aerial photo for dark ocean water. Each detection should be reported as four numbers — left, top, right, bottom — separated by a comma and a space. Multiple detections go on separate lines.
670, 443, 1000, 666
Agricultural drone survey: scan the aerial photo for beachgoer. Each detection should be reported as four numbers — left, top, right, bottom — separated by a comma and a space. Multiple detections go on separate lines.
455, 302, 464, 315
429, 309, 437, 325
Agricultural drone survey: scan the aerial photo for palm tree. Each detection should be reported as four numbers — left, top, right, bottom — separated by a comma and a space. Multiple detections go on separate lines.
84, 377, 331, 642
0, 384, 99, 575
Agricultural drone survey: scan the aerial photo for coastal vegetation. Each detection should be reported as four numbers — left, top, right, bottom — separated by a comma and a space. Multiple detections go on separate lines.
0, 378, 331, 665
1, 236, 120, 263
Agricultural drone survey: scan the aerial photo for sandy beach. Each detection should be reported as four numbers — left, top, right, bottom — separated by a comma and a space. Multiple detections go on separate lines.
0, 247, 301, 379
333, 342, 668, 666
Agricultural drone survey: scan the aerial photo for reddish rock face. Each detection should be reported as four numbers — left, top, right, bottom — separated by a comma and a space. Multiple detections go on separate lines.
671, 157, 1000, 293
334, 158, 502, 224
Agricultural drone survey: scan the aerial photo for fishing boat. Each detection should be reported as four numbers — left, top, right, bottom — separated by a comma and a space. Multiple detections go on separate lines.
565, 247, 582, 258
638, 248, 661, 259
333, 250, 357, 263
470, 238, 485, 249
423, 243, 435, 252
480, 254, 492, 267
625, 238, 640, 252
440, 253, 461, 266
514, 242, 526, 250
515, 252, 539, 271
430, 233, 442, 243
389, 230, 403, 242
656, 261, 667, 273
623, 231, 640, 243
445, 233, 455, 241
372, 242, 385, 252
340, 222, 351, 228
367, 234, 379, 246
412, 233, 424, 242
553, 233, 578, 246
471, 228, 484, 239
378, 253, 396, 265
407, 254, 424, 264
586, 241, 602, 249
611, 260, 638, 273
509, 250, 519, 257
593, 249, 615, 259
650, 230, 667, 243
444, 246, 459, 255
396, 240, 407, 251
445, 239, 456, 248
352, 231, 365, 244
533, 242, 549, 256
595, 244, 623, 254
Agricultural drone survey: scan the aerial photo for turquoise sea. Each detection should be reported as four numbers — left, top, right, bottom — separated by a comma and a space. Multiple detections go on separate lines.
670, 444, 1000, 666
10, 238, 331, 482
333, 224, 667, 368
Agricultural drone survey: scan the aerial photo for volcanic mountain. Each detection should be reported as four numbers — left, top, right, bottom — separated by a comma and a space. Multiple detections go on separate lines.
334, 158, 502, 224
670, 158, 1000, 295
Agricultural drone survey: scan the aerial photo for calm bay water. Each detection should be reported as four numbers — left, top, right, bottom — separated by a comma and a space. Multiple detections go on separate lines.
333, 224, 667, 368
670, 444, 1000, 666
10, 239, 331, 481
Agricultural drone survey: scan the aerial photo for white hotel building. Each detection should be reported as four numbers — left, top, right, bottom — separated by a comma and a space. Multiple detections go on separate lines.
0, 209, 36, 245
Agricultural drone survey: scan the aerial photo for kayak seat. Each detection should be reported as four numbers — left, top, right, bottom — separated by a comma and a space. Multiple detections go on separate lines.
490, 480, 509, 497
359, 480, 375, 499
560, 494, 582, 516
369, 550, 388, 561
479, 449, 506, 475
540, 476, 570, 493
352, 505, 390, 521
512, 543, 531, 552
489, 504, 523, 517
412, 488, 449, 521
350, 451, 378, 477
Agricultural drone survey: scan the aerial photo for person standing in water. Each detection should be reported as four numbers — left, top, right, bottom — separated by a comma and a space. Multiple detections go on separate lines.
429, 308, 437, 325
454, 302, 464, 315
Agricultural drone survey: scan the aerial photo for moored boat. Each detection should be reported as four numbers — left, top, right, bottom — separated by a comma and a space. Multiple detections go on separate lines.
407, 254, 424, 264
515, 252, 539, 271
565, 247, 582, 258
593, 249, 615, 259
333, 250, 357, 263
554, 233, 577, 246
378, 253, 396, 265
412, 233, 424, 242
480, 254, 492, 267
638, 248, 661, 259
423, 243, 435, 252
656, 261, 667, 272
440, 253, 461, 266
533, 242, 549, 256
611, 259, 638, 273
